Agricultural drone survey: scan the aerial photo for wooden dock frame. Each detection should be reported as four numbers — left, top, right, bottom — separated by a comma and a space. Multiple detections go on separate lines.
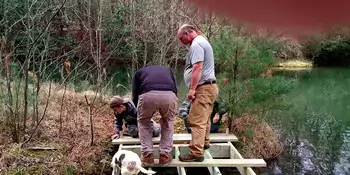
112, 133, 266, 175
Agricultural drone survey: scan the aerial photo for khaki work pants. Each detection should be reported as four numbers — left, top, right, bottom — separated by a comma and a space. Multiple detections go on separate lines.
188, 84, 218, 157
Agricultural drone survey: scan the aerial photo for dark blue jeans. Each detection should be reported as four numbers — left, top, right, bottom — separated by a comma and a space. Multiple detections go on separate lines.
184, 118, 219, 133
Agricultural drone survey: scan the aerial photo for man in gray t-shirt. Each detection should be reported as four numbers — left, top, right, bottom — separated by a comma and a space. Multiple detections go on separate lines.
177, 24, 219, 162
183, 34, 216, 88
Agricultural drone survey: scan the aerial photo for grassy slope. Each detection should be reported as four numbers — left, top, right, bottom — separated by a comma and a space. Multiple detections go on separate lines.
0, 83, 189, 174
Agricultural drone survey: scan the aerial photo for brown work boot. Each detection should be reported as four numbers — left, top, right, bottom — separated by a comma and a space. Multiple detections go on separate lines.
140, 152, 154, 165
204, 144, 210, 150
178, 154, 204, 162
159, 153, 172, 165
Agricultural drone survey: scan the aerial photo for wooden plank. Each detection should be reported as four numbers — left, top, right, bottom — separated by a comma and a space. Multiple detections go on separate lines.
247, 168, 257, 175
204, 150, 222, 175
136, 159, 266, 167
112, 133, 238, 145
122, 145, 175, 157
175, 146, 186, 175
229, 142, 259, 175
122, 143, 230, 158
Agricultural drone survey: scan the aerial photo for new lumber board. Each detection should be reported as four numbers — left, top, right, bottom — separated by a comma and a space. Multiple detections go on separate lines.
229, 142, 260, 175
142, 159, 266, 168
112, 133, 238, 145
175, 146, 186, 175
204, 150, 222, 175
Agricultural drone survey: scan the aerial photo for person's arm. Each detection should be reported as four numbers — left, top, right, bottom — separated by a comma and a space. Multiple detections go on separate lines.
217, 97, 228, 116
179, 99, 191, 119
190, 62, 203, 91
132, 71, 140, 106
189, 44, 204, 91
114, 115, 123, 134
170, 69, 178, 96
212, 101, 221, 123
129, 103, 138, 117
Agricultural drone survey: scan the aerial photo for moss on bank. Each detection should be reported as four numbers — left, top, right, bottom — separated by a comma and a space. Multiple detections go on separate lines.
276, 60, 313, 68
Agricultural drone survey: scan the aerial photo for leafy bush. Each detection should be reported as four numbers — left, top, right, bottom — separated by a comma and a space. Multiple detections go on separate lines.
302, 27, 350, 67
211, 27, 296, 118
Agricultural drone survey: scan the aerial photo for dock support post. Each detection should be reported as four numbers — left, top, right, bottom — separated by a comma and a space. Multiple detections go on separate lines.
229, 142, 256, 175
204, 150, 222, 175
175, 146, 186, 175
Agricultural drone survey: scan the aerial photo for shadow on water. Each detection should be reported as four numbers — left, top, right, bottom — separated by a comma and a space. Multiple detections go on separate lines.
267, 68, 350, 175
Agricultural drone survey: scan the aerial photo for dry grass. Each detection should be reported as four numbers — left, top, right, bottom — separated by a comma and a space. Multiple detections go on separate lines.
0, 83, 189, 174
0, 83, 115, 174
231, 114, 283, 160
152, 113, 187, 134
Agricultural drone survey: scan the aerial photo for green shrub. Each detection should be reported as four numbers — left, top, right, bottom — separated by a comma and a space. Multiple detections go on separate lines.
211, 27, 296, 118
302, 27, 350, 67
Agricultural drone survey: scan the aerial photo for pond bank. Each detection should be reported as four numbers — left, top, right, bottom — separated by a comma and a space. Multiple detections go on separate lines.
276, 59, 313, 68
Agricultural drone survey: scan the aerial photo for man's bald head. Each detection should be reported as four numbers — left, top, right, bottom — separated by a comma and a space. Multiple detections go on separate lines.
178, 24, 196, 34
177, 24, 198, 45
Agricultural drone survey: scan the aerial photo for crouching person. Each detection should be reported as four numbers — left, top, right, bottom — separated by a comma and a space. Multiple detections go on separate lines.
180, 99, 228, 134
110, 95, 161, 140
132, 65, 178, 165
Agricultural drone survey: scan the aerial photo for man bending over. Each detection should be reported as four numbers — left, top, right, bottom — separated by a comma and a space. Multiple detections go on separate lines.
109, 95, 161, 139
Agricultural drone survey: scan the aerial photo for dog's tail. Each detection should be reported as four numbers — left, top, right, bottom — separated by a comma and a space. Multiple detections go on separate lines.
136, 165, 156, 174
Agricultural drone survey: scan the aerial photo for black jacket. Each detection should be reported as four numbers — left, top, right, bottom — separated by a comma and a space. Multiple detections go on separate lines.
132, 65, 177, 106
114, 100, 138, 133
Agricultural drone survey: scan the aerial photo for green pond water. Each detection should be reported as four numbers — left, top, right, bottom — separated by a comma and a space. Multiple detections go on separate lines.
270, 68, 350, 175
110, 67, 350, 175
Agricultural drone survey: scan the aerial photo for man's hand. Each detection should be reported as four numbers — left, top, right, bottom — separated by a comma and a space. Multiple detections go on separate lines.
187, 89, 196, 101
111, 134, 120, 140
213, 113, 220, 123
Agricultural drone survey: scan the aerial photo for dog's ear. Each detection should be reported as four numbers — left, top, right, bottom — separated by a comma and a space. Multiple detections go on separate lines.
114, 157, 118, 167
117, 153, 125, 168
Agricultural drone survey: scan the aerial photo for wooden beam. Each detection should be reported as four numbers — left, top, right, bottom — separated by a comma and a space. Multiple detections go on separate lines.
122, 143, 231, 158
175, 146, 186, 175
204, 150, 222, 175
148, 167, 153, 174
229, 142, 260, 175
112, 133, 238, 145
137, 159, 266, 168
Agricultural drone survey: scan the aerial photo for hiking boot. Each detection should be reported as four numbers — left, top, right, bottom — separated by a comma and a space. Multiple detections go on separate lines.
204, 144, 210, 150
178, 154, 204, 162
159, 153, 172, 165
141, 152, 154, 164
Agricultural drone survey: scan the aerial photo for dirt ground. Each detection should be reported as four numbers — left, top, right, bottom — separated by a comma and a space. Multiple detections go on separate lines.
0, 84, 202, 174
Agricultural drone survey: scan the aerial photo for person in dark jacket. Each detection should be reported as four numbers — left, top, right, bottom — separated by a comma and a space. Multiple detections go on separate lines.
109, 95, 160, 140
179, 99, 227, 134
132, 65, 178, 166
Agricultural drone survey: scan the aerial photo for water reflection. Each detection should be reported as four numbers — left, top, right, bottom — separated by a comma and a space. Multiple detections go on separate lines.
270, 68, 350, 175
333, 130, 350, 175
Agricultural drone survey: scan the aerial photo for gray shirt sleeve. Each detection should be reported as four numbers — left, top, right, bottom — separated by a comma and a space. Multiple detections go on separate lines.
190, 43, 204, 64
